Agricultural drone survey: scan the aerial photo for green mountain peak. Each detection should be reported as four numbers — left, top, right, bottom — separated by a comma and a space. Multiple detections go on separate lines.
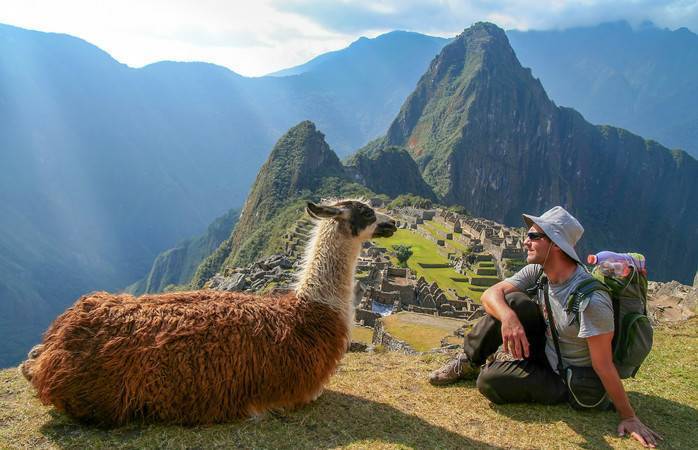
190, 121, 371, 287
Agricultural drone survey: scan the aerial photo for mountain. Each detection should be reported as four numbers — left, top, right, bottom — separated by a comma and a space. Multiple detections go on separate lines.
507, 21, 698, 159
345, 142, 437, 200
379, 22, 698, 284
0, 24, 270, 367
128, 208, 240, 295
268, 31, 450, 78
260, 31, 450, 154
190, 121, 373, 288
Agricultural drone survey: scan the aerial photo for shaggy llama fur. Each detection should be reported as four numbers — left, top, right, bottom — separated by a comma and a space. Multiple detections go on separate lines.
20, 199, 395, 426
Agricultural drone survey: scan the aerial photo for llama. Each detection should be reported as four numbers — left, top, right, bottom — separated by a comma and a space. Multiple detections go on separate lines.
20, 199, 396, 426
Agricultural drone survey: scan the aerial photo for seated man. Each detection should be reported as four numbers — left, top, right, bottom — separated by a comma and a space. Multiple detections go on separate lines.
429, 206, 661, 448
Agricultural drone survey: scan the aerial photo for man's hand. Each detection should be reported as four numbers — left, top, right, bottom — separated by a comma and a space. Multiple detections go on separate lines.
501, 315, 529, 359
618, 416, 663, 448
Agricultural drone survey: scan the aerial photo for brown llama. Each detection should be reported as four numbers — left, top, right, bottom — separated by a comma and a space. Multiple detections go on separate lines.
20, 199, 396, 427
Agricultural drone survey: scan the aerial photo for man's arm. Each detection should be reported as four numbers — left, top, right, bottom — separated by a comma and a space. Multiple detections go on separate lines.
587, 333, 662, 448
481, 281, 529, 359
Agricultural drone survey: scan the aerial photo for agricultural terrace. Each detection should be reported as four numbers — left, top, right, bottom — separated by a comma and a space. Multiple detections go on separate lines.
373, 229, 487, 301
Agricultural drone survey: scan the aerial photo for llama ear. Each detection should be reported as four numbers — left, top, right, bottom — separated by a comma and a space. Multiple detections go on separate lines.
306, 202, 341, 219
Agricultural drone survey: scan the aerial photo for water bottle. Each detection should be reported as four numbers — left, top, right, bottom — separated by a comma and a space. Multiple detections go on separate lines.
587, 251, 647, 277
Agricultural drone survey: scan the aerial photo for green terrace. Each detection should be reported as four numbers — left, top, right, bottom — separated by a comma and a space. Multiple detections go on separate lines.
419, 220, 470, 255
502, 258, 527, 277
373, 229, 495, 301
351, 325, 375, 344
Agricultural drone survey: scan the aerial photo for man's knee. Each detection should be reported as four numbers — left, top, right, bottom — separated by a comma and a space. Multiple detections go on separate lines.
504, 292, 540, 322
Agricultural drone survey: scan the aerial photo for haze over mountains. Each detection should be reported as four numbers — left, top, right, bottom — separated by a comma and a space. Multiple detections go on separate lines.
1, 20, 697, 367
0, 24, 446, 366
508, 21, 698, 158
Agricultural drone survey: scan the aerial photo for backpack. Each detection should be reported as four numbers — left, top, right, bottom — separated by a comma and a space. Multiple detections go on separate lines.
565, 264, 653, 378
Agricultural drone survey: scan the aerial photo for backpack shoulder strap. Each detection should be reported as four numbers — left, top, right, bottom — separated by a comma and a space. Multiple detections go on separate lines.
576, 277, 611, 296
565, 277, 611, 315
540, 274, 566, 378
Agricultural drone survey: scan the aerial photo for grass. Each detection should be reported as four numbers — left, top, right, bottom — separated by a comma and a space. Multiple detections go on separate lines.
373, 229, 483, 301
381, 312, 465, 352
2, 320, 696, 449
424, 219, 451, 234
422, 221, 469, 254
445, 238, 469, 254
419, 221, 445, 241
351, 326, 374, 344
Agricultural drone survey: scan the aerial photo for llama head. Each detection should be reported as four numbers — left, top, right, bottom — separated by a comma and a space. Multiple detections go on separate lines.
306, 199, 396, 240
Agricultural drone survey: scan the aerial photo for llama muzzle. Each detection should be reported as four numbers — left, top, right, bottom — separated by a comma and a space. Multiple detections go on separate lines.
373, 218, 397, 238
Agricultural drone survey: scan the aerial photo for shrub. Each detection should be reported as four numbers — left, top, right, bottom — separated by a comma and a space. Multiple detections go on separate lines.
393, 244, 413, 267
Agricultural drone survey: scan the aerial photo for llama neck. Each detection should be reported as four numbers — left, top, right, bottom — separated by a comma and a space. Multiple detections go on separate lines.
295, 220, 361, 310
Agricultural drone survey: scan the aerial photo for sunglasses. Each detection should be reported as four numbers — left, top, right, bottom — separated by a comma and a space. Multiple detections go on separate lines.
527, 232, 547, 241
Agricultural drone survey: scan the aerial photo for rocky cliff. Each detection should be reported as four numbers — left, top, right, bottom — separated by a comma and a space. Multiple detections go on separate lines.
383, 22, 698, 284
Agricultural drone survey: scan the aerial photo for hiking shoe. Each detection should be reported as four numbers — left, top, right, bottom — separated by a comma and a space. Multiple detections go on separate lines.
428, 353, 480, 385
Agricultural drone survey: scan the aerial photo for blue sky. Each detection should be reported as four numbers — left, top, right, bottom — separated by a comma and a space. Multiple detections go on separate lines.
0, 0, 696, 76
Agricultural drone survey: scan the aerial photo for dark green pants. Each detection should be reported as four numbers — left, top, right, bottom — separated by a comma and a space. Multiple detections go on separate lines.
464, 292, 568, 405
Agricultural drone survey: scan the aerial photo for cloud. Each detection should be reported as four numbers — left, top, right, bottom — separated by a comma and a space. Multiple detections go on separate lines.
0, 0, 356, 76
272, 0, 698, 35
1, 0, 696, 76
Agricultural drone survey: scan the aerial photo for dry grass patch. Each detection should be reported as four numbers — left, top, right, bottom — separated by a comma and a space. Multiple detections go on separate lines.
351, 326, 374, 344
1, 320, 696, 449
382, 312, 465, 352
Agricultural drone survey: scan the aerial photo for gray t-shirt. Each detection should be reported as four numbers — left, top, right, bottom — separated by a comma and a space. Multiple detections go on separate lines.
505, 264, 614, 371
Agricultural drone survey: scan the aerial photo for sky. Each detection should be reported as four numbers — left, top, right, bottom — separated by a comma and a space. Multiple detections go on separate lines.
1, 0, 697, 77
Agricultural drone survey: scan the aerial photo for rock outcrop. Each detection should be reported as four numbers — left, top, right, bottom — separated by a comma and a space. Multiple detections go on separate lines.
648, 280, 697, 323
205, 253, 296, 293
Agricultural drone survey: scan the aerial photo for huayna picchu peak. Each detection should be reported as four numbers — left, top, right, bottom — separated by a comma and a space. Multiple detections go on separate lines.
377, 22, 697, 284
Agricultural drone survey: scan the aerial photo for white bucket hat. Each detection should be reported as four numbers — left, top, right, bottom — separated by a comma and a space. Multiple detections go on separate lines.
522, 206, 584, 264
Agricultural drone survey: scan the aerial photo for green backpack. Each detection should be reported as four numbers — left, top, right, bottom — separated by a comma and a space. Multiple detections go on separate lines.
566, 262, 653, 379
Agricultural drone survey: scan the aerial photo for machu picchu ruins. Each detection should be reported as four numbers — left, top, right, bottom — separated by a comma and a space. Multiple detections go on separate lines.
204, 202, 531, 353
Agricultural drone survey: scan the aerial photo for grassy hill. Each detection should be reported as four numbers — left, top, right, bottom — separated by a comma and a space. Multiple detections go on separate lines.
1, 320, 696, 449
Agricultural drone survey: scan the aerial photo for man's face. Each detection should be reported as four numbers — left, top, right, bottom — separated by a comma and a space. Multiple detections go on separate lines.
524, 224, 552, 264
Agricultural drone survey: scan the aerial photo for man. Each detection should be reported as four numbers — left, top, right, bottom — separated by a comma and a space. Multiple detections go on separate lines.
429, 206, 661, 448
